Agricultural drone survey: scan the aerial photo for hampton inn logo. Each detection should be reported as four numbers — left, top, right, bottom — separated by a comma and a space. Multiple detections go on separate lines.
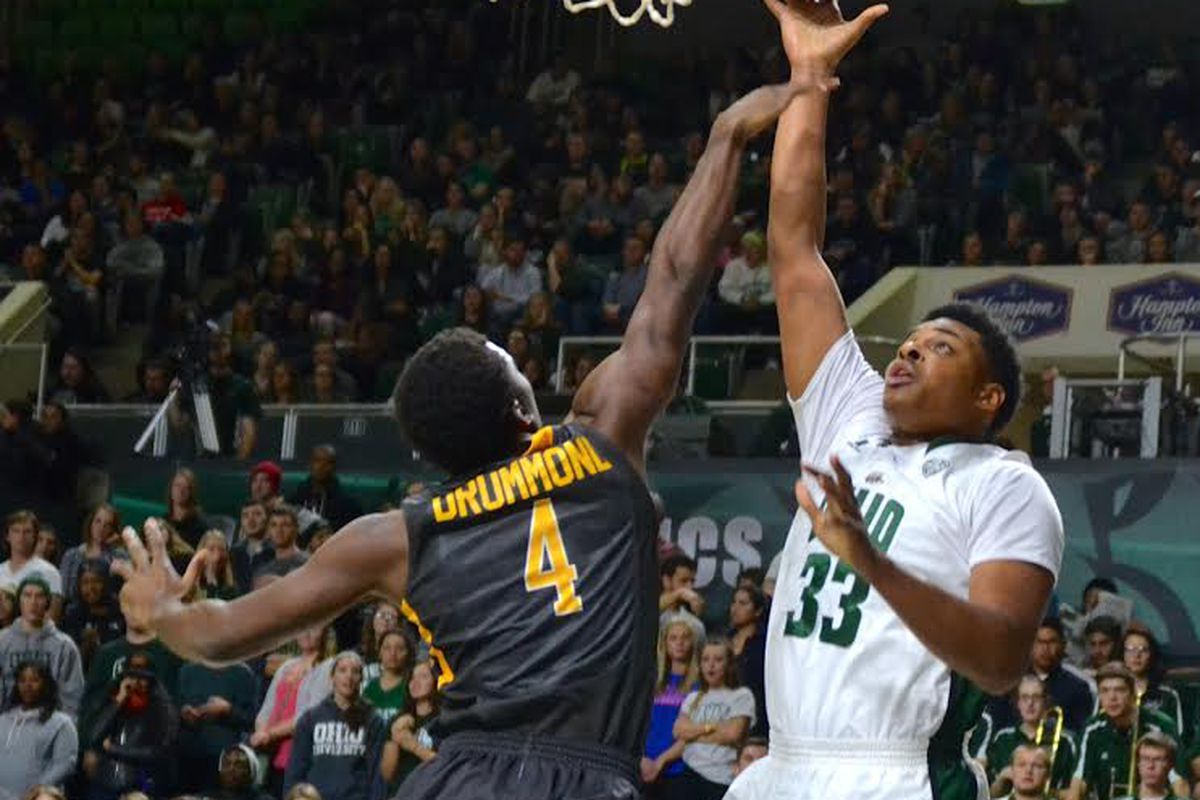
953, 276, 1072, 341
1108, 273, 1200, 334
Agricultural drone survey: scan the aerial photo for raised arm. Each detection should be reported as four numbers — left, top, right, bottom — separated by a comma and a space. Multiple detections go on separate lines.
115, 514, 408, 666
762, 0, 887, 398
570, 76, 836, 469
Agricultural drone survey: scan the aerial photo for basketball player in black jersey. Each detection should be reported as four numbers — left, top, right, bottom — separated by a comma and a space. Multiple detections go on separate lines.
113, 74, 837, 799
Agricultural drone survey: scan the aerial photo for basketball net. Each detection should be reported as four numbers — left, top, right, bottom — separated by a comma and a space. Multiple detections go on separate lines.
490, 0, 693, 28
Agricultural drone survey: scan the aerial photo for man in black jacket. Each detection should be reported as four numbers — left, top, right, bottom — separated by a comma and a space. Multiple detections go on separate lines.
287, 446, 363, 532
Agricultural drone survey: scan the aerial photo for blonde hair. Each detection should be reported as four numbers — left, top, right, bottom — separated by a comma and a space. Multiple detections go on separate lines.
198, 529, 237, 592
655, 619, 700, 696
284, 784, 322, 800
166, 468, 201, 520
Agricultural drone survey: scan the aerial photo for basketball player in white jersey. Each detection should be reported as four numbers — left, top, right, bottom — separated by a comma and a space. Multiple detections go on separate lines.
728, 3, 1066, 800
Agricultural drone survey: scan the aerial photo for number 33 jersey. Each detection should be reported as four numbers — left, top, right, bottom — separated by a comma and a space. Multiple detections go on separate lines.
768, 331, 1064, 746
400, 423, 659, 758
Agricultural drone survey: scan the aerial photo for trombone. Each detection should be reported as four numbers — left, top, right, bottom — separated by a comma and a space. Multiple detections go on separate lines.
1035, 706, 1065, 795
1109, 690, 1146, 800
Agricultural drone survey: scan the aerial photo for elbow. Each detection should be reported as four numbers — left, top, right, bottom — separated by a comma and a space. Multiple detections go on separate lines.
975, 660, 1026, 696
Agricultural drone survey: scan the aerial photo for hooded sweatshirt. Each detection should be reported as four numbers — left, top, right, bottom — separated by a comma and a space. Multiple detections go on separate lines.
283, 697, 385, 800
80, 637, 182, 741
0, 622, 84, 717
0, 707, 78, 794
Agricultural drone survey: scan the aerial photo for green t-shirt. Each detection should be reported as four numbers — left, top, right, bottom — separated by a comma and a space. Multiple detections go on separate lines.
362, 676, 408, 727
1075, 708, 1178, 800
987, 724, 1078, 790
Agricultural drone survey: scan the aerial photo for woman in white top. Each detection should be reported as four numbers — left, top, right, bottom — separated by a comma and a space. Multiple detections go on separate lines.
669, 640, 755, 800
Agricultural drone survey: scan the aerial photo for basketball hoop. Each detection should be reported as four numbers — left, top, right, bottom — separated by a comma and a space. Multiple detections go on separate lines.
490, 0, 693, 28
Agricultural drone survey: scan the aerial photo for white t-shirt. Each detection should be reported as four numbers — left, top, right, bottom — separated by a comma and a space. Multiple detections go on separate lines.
681, 686, 756, 784
766, 330, 1064, 744
0, 557, 64, 596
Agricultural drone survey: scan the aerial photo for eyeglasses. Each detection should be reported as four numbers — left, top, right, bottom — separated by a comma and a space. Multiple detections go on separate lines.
1124, 645, 1150, 655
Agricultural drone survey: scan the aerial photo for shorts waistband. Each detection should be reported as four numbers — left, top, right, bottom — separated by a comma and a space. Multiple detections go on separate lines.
440, 731, 638, 786
768, 735, 929, 767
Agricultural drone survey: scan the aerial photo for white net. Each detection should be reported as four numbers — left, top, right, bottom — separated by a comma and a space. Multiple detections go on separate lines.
490, 0, 693, 28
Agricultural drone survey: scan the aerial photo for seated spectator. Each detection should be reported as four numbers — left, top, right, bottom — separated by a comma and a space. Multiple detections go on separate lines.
231, 502, 272, 593
310, 341, 358, 401
429, 182, 478, 239
1123, 628, 1184, 735
464, 204, 503, 276
0, 576, 82, 717
671, 641, 754, 800
251, 342, 280, 403
0, 584, 15, 628
33, 526, 60, 568
1126, 732, 1183, 800
284, 653, 385, 800
61, 560, 125, 670
140, 172, 191, 228
717, 231, 776, 333
601, 236, 649, 333
253, 626, 335, 794
379, 661, 440, 790
106, 213, 165, 323
727, 585, 767, 737
83, 654, 179, 800
984, 675, 1077, 797
251, 506, 308, 585
176, 660, 258, 792
359, 604, 401, 685
1006, 744, 1054, 800
164, 468, 210, 549
643, 620, 700, 796
208, 744, 274, 800
40, 190, 90, 251
633, 154, 678, 223
1077, 235, 1104, 266
731, 737, 768, 780
48, 349, 110, 405
195, 531, 241, 602
456, 284, 490, 335
271, 360, 303, 404
288, 445, 363, 533
1105, 201, 1156, 263
362, 631, 413, 728
1083, 616, 1123, 677
659, 554, 705, 644
480, 232, 543, 331
248, 462, 284, 510
79, 620, 183, 745
60, 504, 120, 604
1146, 229, 1174, 263
992, 618, 1095, 733
0, 661, 78, 796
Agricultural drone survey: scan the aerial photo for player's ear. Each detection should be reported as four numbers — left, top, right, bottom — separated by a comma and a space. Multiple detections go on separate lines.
511, 397, 538, 434
975, 381, 1005, 421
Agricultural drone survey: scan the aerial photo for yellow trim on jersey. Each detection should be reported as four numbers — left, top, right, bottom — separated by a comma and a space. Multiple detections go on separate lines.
400, 599, 456, 690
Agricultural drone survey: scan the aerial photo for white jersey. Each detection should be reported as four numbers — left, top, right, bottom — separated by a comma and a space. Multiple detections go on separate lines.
763, 332, 1064, 775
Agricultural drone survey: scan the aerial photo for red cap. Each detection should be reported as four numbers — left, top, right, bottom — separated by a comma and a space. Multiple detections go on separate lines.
250, 460, 283, 493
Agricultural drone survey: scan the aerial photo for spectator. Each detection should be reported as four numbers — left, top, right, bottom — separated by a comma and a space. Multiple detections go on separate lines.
253, 626, 336, 795
731, 737, 768, 779
1007, 744, 1054, 800
643, 619, 700, 797
140, 172, 190, 227
727, 585, 767, 738
0, 576, 82, 717
60, 505, 119, 605
79, 622, 183, 746
251, 506, 308, 585
1126, 732, 1182, 800
33, 527, 60, 568
0, 584, 15, 629
999, 618, 1096, 733
1106, 201, 1157, 264
231, 501, 272, 593
717, 231, 775, 333
984, 675, 1078, 797
0, 661, 78, 797
633, 154, 678, 223
124, 359, 172, 404
105, 213, 164, 323
359, 604, 401, 686
250, 342, 280, 403
525, 55, 581, 108
1083, 616, 1123, 677
288, 446, 363, 532
37, 401, 96, 503
659, 554, 705, 644
1123, 628, 1184, 736
208, 744, 274, 800
601, 236, 648, 333
284, 652, 385, 800
271, 360, 303, 404
164, 468, 209, 548
83, 653, 179, 800
48, 349, 110, 405
670, 641, 754, 800
428, 182, 478, 240
61, 560, 124, 670
309, 341, 358, 401
361, 630, 413, 728
479, 232, 542, 329
379, 661, 440, 790
172, 333, 260, 459
248, 462, 284, 509
195, 530, 240, 602
176, 660, 258, 792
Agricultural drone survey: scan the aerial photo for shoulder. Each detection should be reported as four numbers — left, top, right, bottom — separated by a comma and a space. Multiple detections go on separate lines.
991, 725, 1019, 742
1080, 716, 1108, 737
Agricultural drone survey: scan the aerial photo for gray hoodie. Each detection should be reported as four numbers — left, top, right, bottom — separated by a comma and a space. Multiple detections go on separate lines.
0, 622, 85, 718
0, 707, 78, 794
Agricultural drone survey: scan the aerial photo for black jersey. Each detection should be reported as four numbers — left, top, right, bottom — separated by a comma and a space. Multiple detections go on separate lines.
400, 423, 659, 758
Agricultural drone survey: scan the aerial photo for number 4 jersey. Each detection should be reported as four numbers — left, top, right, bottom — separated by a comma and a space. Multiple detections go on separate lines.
767, 331, 1064, 752
400, 423, 659, 758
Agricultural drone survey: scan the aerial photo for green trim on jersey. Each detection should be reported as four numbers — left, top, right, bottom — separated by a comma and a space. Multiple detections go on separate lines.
1075, 708, 1178, 800
967, 710, 994, 760
928, 673, 988, 800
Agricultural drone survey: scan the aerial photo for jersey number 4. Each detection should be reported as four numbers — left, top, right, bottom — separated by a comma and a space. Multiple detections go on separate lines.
782, 553, 868, 647
525, 499, 583, 617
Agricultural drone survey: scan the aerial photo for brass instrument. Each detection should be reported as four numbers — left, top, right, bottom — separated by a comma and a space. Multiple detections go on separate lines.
1126, 689, 1145, 798
1035, 706, 1065, 796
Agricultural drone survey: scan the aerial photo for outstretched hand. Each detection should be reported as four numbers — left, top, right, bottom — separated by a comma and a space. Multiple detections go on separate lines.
761, 0, 889, 73
795, 455, 877, 575
717, 71, 841, 143
111, 518, 206, 636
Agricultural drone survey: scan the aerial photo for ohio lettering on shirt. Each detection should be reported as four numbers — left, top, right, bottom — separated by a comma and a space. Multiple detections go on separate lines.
312, 721, 369, 758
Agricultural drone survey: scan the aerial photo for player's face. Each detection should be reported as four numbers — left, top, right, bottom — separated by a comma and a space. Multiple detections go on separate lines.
1137, 745, 1172, 789
883, 320, 1002, 441
1016, 680, 1047, 725
499, 348, 541, 434
1123, 634, 1151, 676
1011, 749, 1049, 794
1098, 678, 1132, 719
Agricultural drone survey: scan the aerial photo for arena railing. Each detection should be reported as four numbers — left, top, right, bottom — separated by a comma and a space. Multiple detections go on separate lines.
1116, 331, 1200, 394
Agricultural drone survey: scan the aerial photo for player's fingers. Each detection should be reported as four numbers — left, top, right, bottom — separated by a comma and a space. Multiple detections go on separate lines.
145, 518, 173, 573
758, 0, 784, 20
794, 480, 821, 522
110, 558, 133, 582
803, 466, 845, 512
122, 525, 150, 571
848, 4, 889, 43
177, 550, 207, 597
830, 455, 857, 500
